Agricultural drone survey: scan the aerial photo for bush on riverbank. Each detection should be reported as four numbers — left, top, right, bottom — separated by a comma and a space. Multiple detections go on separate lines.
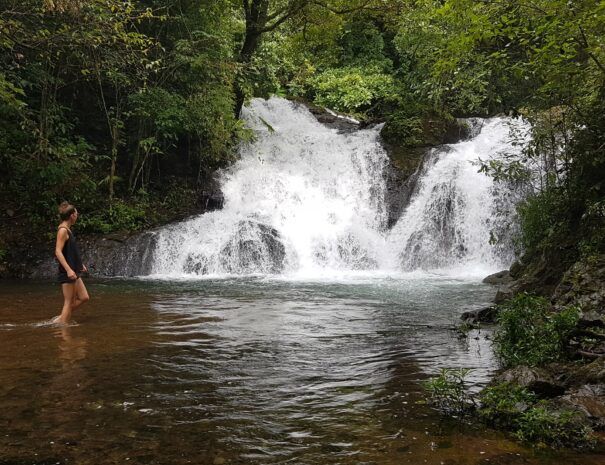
493, 293, 580, 367
424, 293, 600, 450
423, 368, 475, 415
515, 404, 596, 449
424, 373, 597, 449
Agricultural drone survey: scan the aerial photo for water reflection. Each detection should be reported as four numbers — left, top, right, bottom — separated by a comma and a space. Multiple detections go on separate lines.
0, 279, 604, 464
55, 325, 88, 367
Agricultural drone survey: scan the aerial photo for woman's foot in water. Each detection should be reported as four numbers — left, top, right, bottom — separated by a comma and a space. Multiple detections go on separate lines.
51, 315, 70, 326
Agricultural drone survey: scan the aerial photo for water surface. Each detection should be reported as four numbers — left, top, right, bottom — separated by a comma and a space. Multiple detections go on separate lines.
1, 277, 603, 464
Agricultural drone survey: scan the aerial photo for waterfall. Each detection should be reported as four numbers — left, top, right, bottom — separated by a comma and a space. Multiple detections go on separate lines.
388, 118, 529, 274
149, 97, 389, 277
143, 97, 529, 278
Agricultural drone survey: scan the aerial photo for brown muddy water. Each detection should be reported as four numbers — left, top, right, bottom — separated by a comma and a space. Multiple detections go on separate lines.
0, 277, 603, 465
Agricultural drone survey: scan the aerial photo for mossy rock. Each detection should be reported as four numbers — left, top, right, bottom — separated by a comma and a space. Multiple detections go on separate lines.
380, 110, 470, 149
553, 254, 605, 317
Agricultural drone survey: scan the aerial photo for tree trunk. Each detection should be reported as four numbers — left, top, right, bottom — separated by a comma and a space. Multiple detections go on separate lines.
109, 123, 119, 205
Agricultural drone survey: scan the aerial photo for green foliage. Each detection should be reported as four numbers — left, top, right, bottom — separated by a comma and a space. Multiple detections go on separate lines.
517, 184, 569, 254
338, 20, 392, 71
423, 368, 475, 415
78, 198, 148, 234
309, 66, 397, 114
493, 294, 580, 367
394, 0, 605, 115
380, 111, 424, 146
515, 405, 596, 449
477, 382, 595, 449
478, 382, 536, 427
0, 0, 245, 239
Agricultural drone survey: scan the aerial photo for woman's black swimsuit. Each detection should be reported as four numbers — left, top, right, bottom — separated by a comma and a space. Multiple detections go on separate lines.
57, 226, 83, 284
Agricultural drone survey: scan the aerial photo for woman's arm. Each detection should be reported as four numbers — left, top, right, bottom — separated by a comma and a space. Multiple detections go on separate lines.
55, 229, 77, 280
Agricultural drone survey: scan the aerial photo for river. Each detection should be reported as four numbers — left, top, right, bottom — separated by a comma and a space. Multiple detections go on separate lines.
1, 277, 604, 464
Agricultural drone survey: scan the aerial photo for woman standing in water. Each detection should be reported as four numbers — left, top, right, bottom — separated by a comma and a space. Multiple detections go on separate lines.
54, 202, 89, 324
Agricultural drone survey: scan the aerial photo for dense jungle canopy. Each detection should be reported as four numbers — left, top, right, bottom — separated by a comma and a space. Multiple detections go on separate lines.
0, 0, 603, 271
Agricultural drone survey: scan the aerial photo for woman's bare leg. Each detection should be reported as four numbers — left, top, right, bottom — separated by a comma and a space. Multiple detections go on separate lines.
71, 278, 90, 311
56, 282, 75, 324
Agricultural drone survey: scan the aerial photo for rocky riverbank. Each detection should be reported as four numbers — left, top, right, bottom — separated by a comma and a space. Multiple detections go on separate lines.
466, 255, 605, 446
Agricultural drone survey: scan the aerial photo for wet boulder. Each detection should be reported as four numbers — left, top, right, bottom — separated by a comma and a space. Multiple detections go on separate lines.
218, 220, 286, 274
495, 366, 566, 398
460, 305, 499, 324
31, 230, 158, 278
483, 270, 513, 285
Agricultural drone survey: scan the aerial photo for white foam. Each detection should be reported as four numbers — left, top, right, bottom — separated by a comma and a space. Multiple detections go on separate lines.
143, 98, 529, 278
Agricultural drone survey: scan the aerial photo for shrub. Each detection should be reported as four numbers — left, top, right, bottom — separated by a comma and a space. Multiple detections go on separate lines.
479, 382, 537, 428
515, 405, 596, 449
423, 368, 475, 415
493, 293, 579, 367
517, 185, 570, 255
309, 66, 398, 114
380, 111, 424, 146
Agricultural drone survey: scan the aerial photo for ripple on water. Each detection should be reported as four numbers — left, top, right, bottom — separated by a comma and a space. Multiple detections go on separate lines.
1, 278, 603, 464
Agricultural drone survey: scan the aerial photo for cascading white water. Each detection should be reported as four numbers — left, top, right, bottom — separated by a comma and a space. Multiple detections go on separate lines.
387, 118, 530, 274
149, 97, 390, 277
145, 97, 529, 278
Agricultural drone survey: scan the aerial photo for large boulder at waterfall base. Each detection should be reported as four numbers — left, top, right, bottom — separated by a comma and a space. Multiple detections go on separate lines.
218, 221, 286, 274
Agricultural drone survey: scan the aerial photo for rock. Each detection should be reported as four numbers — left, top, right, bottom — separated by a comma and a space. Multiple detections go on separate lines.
31, 230, 159, 278
218, 220, 286, 274
490, 273, 518, 304
494, 284, 516, 304
495, 366, 566, 398
510, 246, 576, 299
553, 254, 605, 316
296, 99, 360, 133
554, 384, 605, 429
461, 306, 499, 324
198, 176, 224, 213
509, 260, 524, 279
578, 311, 605, 329
382, 146, 428, 228
483, 270, 513, 285
567, 358, 605, 387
